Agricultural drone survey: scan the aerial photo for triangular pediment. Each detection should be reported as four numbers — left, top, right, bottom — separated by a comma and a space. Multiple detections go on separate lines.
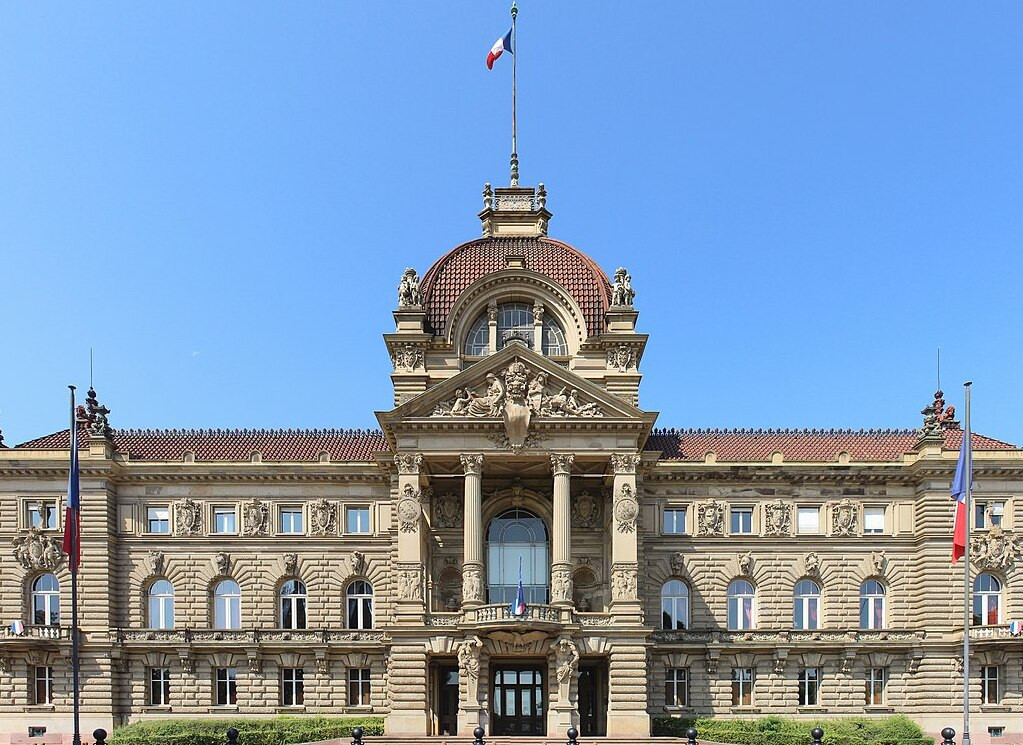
382, 343, 649, 423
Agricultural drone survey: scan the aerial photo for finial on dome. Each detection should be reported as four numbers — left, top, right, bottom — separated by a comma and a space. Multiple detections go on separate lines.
478, 182, 551, 238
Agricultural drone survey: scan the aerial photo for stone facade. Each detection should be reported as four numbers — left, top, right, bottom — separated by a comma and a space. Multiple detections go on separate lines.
1, 186, 1022, 742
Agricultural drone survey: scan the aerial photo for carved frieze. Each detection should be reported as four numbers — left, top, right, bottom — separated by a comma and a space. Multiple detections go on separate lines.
433, 492, 463, 528
551, 567, 573, 603
308, 499, 337, 536
610, 564, 638, 601
831, 499, 859, 536
763, 501, 792, 536
174, 498, 203, 536
390, 344, 425, 372
242, 498, 269, 536
396, 484, 422, 533
606, 344, 638, 372
571, 491, 600, 528
397, 563, 423, 601
696, 500, 726, 537
12, 529, 64, 572
613, 483, 639, 533
972, 526, 1021, 571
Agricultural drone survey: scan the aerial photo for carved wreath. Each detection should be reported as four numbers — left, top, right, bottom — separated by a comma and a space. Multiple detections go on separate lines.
614, 484, 639, 533
397, 485, 422, 533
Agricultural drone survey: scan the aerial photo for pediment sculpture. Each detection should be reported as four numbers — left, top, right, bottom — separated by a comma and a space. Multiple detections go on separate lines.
12, 528, 64, 571
431, 358, 606, 450
972, 526, 1021, 571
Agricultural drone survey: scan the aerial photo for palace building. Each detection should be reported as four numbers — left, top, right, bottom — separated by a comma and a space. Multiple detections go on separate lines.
0, 183, 1021, 742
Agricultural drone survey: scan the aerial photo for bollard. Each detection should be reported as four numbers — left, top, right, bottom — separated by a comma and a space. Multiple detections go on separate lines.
226, 728, 239, 745
93, 730, 107, 745
941, 728, 956, 745
473, 726, 486, 745
686, 728, 698, 745
351, 727, 364, 745
567, 727, 579, 745
810, 728, 824, 745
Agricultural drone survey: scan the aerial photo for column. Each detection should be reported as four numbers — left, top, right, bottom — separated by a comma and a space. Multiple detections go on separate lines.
460, 453, 485, 609
394, 453, 425, 624
609, 453, 642, 621
550, 453, 574, 608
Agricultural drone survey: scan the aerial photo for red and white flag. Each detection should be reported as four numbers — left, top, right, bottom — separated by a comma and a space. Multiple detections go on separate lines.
487, 28, 513, 70
950, 432, 972, 562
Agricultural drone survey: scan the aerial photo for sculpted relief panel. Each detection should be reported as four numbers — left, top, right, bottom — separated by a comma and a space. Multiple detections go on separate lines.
12, 529, 64, 572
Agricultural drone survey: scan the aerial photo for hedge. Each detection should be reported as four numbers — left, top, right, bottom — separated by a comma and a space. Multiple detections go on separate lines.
109, 716, 385, 745
652, 715, 932, 745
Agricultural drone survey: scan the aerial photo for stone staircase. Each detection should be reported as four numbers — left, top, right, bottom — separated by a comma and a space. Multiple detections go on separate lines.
304, 738, 708, 745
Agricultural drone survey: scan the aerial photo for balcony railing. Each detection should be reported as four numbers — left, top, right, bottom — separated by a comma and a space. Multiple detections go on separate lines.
474, 603, 563, 625
0, 625, 70, 640
970, 624, 1021, 640
115, 628, 388, 644
652, 628, 925, 644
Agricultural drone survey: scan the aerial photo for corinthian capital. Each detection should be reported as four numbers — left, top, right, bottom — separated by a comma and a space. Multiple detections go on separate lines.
460, 453, 484, 476
394, 453, 423, 475
610, 453, 641, 474
550, 453, 575, 476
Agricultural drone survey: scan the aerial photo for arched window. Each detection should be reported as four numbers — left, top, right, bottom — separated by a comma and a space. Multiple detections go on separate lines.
793, 579, 821, 630
727, 579, 755, 630
487, 508, 549, 605
31, 574, 60, 626
213, 579, 241, 630
280, 580, 307, 629
661, 579, 690, 630
147, 579, 175, 629
859, 580, 886, 630
462, 303, 569, 357
347, 580, 373, 629
973, 574, 1002, 627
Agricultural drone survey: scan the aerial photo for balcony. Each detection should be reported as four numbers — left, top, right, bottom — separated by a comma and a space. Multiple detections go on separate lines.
469, 603, 568, 627
970, 624, 1021, 640
115, 628, 389, 647
0, 625, 71, 646
652, 628, 925, 645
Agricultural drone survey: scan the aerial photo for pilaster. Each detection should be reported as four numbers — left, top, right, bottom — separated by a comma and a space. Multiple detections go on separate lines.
394, 453, 426, 623
609, 453, 642, 622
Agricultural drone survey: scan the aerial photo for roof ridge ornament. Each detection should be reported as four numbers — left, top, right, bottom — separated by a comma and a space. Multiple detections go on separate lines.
478, 183, 551, 238
85, 386, 112, 440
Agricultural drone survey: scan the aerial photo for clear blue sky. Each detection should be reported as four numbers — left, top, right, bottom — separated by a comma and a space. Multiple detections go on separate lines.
2, 2, 1020, 446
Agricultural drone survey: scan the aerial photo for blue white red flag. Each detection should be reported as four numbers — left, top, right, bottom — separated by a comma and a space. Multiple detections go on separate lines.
62, 406, 81, 571
509, 557, 527, 615
950, 431, 972, 563
487, 28, 513, 70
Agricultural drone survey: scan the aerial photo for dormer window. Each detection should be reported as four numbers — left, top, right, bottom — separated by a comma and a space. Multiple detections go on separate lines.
464, 302, 568, 357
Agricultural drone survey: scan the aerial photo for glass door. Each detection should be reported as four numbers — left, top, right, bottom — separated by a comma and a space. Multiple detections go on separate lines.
491, 665, 545, 736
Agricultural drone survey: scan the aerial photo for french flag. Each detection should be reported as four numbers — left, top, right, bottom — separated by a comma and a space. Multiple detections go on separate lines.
950, 432, 972, 563
487, 28, 513, 70
62, 395, 81, 571
509, 557, 527, 616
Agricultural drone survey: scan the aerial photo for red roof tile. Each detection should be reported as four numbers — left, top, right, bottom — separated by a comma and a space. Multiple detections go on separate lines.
645, 428, 1017, 462
13, 427, 387, 463
420, 236, 613, 339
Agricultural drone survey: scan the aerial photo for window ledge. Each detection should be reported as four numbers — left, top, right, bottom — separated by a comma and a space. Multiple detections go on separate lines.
730, 707, 761, 714
864, 706, 894, 714
23, 705, 55, 712
981, 705, 1011, 713
345, 706, 373, 713
142, 705, 172, 712
662, 706, 694, 714
275, 706, 306, 713
208, 706, 239, 713
798, 707, 829, 714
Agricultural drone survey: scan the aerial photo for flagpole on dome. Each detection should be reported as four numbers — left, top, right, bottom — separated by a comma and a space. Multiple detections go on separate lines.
66, 385, 82, 745
510, 0, 519, 186
961, 381, 973, 745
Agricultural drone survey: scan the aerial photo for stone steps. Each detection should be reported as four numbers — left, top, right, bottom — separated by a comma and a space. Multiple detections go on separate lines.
305, 738, 709, 745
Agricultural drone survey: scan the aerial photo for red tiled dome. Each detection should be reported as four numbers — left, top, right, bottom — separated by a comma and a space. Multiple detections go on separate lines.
420, 236, 613, 339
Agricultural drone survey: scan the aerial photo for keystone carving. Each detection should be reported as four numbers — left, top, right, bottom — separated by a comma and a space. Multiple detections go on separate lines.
308, 499, 337, 536
870, 550, 887, 575
146, 550, 165, 576
283, 553, 299, 577
12, 528, 64, 571
614, 483, 639, 533
737, 551, 753, 577
670, 552, 686, 576
349, 551, 366, 577
242, 498, 269, 536
696, 500, 726, 536
972, 526, 1021, 571
804, 552, 821, 577
396, 484, 422, 533
174, 498, 203, 536
831, 499, 859, 536
763, 501, 792, 536
213, 552, 231, 576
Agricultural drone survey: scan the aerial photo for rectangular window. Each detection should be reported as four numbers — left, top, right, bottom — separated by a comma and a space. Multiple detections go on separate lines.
798, 667, 820, 707
27, 501, 58, 530
866, 667, 886, 706
147, 507, 170, 534
863, 507, 884, 534
215, 668, 237, 706
346, 507, 370, 534
981, 666, 999, 705
149, 667, 171, 706
280, 508, 304, 534
348, 668, 371, 707
731, 667, 753, 706
664, 668, 689, 707
797, 507, 819, 534
213, 508, 237, 534
663, 508, 686, 534
730, 507, 753, 534
975, 501, 1006, 530
282, 668, 304, 706
34, 666, 54, 705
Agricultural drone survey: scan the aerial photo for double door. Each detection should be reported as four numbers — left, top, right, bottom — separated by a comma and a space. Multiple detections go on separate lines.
491, 665, 545, 736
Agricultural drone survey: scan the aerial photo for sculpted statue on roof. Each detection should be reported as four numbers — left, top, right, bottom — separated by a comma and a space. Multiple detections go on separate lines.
611, 267, 636, 307
397, 267, 423, 308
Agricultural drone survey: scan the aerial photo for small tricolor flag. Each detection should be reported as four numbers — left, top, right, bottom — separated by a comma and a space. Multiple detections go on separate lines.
62, 401, 81, 571
1009, 620, 1022, 636
487, 28, 513, 70
10, 620, 25, 636
950, 432, 972, 563
509, 557, 527, 616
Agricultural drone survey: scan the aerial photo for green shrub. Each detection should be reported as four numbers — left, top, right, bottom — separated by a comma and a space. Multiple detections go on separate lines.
652, 715, 930, 745
109, 716, 385, 745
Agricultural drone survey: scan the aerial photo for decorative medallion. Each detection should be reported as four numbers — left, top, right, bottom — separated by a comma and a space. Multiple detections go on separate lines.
242, 498, 269, 536
174, 498, 203, 536
12, 528, 64, 571
831, 499, 859, 536
433, 492, 463, 528
696, 500, 726, 536
763, 501, 792, 536
396, 484, 422, 533
614, 483, 639, 533
308, 499, 337, 536
972, 526, 1021, 571
571, 491, 600, 528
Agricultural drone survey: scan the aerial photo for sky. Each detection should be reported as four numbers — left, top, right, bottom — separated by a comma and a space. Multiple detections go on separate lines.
1, 2, 1021, 447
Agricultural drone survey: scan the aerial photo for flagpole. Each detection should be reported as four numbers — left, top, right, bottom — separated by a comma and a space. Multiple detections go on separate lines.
510, 1, 518, 186
68, 385, 81, 745
962, 381, 972, 745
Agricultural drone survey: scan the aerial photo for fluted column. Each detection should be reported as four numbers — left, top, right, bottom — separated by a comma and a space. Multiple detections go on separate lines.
550, 453, 575, 607
461, 453, 485, 609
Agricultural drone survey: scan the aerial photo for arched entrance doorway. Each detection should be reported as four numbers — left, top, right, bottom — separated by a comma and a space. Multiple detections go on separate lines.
486, 508, 549, 605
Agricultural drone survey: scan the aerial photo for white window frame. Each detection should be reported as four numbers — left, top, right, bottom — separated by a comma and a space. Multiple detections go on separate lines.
146, 506, 170, 534
863, 506, 885, 535
797, 506, 820, 534
345, 506, 371, 535
798, 667, 820, 707
981, 666, 1000, 705
866, 666, 886, 706
973, 573, 1002, 627
213, 579, 242, 630
975, 500, 1006, 530
149, 667, 171, 706
148, 579, 175, 630
279, 506, 304, 535
280, 580, 307, 629
215, 667, 237, 706
26, 499, 60, 531
727, 580, 756, 631
34, 666, 54, 705
660, 579, 690, 630
31, 574, 60, 626
662, 507, 686, 535
347, 668, 371, 707
347, 580, 373, 629
212, 506, 237, 535
793, 579, 821, 630
860, 580, 886, 630
282, 668, 304, 707
731, 667, 753, 706
730, 506, 753, 535
665, 667, 689, 707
